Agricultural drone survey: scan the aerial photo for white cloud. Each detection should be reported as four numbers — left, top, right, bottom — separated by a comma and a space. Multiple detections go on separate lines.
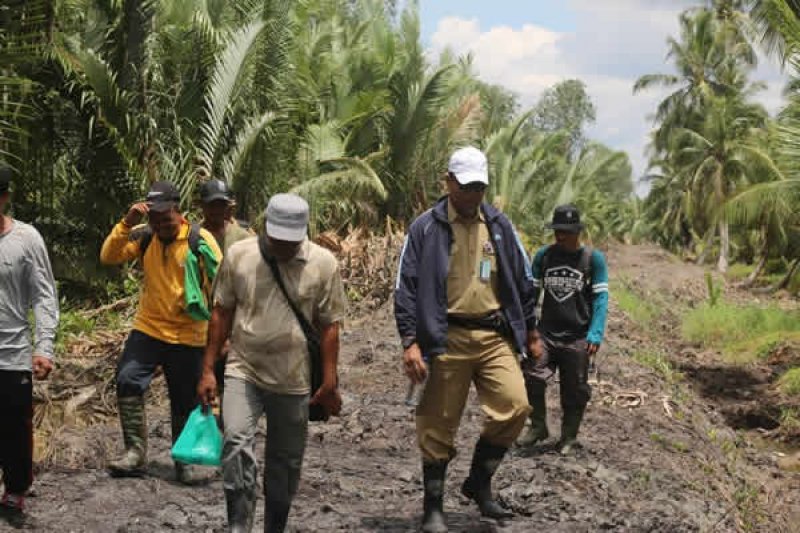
429, 2, 788, 190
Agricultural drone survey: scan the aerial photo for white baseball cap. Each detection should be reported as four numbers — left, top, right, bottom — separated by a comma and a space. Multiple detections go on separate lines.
448, 146, 489, 185
265, 193, 309, 242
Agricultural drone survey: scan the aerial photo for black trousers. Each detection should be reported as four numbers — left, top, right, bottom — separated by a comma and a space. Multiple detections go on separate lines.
523, 336, 592, 410
116, 330, 203, 443
0, 370, 34, 495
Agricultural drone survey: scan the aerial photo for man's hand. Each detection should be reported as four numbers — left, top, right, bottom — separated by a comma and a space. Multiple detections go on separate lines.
587, 343, 600, 357
527, 330, 543, 361
311, 382, 342, 417
124, 202, 150, 227
32, 355, 53, 380
197, 368, 218, 409
403, 343, 427, 384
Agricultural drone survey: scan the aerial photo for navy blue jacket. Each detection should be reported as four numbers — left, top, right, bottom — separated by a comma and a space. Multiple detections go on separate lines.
394, 197, 537, 359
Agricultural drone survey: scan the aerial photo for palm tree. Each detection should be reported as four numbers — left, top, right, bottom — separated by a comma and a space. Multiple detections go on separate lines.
670, 93, 778, 271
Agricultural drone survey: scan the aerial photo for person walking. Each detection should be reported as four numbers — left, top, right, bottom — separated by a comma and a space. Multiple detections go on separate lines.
199, 179, 252, 256
394, 147, 537, 532
198, 179, 252, 413
516, 205, 609, 455
198, 193, 345, 533
0, 166, 59, 527
100, 181, 222, 483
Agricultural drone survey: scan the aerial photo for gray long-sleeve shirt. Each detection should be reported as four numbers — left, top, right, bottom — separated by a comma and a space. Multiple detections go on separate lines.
0, 219, 59, 371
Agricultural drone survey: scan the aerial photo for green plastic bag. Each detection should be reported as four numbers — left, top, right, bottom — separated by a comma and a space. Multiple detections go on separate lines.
171, 406, 222, 466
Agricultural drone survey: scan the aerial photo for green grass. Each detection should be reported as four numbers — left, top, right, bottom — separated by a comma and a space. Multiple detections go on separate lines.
633, 349, 681, 383
725, 331, 800, 363
649, 432, 689, 453
614, 282, 660, 326
778, 368, 800, 397
682, 302, 800, 362
726, 263, 754, 282
54, 308, 97, 353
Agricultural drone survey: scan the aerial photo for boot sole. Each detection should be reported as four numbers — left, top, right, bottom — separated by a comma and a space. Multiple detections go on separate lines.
108, 467, 147, 478
460, 482, 514, 520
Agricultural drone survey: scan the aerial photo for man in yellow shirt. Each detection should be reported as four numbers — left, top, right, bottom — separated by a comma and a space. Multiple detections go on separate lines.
100, 181, 222, 483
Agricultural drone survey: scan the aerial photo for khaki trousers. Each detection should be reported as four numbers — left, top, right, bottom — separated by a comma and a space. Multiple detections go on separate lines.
416, 327, 531, 462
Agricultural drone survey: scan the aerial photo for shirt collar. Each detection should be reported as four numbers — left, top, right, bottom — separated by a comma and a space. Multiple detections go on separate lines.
291, 239, 311, 263
447, 198, 484, 224
175, 219, 191, 241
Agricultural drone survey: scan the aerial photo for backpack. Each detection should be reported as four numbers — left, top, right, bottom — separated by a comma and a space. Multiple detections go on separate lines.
541, 244, 593, 291
131, 223, 204, 258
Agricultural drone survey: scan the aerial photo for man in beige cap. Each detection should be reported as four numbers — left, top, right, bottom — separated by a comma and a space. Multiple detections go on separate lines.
395, 147, 537, 532
198, 193, 346, 533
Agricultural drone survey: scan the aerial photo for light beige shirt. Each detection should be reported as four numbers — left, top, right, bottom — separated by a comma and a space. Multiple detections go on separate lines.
447, 200, 501, 317
213, 237, 347, 394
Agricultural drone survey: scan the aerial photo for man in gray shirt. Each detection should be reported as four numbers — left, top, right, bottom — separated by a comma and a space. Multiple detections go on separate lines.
0, 166, 59, 526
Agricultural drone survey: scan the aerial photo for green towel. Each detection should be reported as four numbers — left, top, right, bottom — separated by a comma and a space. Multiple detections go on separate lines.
185, 239, 220, 321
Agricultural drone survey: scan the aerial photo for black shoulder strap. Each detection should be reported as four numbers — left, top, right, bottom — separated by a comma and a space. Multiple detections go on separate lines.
257, 235, 319, 339
131, 226, 154, 257
188, 223, 203, 255
579, 245, 593, 279
541, 244, 555, 274
134, 224, 204, 257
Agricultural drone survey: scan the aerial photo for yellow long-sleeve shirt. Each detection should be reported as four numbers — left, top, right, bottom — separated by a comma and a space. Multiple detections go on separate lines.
100, 220, 222, 347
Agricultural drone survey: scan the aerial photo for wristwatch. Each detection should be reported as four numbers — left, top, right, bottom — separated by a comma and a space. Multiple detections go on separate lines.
402, 336, 417, 350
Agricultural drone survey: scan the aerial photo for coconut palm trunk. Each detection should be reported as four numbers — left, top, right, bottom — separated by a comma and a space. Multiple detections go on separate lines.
717, 218, 730, 273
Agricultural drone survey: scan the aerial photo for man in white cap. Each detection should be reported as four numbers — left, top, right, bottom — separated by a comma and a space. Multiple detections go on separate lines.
198, 193, 346, 533
395, 147, 537, 531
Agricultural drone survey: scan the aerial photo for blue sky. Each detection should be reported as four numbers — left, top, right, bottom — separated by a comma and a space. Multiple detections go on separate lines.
417, 0, 788, 192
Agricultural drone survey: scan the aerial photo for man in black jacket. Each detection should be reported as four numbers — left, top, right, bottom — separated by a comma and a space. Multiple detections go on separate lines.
395, 147, 537, 532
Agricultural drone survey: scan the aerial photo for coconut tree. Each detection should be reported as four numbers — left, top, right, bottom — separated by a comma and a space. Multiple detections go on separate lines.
670, 92, 778, 271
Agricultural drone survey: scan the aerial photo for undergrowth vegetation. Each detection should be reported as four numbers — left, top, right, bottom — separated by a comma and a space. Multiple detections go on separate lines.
681, 303, 800, 362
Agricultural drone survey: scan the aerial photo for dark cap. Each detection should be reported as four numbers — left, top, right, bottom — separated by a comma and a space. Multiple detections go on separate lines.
146, 181, 180, 212
547, 204, 584, 233
199, 179, 233, 204
0, 165, 12, 194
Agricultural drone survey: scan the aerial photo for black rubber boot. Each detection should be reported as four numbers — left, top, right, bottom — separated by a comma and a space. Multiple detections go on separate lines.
558, 406, 586, 455
421, 461, 448, 533
461, 439, 514, 519
516, 383, 549, 447
264, 502, 290, 533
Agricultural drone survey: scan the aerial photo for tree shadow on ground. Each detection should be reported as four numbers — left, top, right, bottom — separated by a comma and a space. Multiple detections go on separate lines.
679, 363, 781, 430
678, 363, 768, 401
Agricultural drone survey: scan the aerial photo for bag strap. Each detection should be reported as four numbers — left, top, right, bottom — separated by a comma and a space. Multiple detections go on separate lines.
257, 235, 318, 339
541, 244, 554, 274
188, 223, 203, 254
137, 223, 203, 257
579, 245, 593, 285
132, 226, 154, 257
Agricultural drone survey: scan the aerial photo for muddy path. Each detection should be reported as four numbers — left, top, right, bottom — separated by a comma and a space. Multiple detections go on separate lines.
3, 244, 800, 532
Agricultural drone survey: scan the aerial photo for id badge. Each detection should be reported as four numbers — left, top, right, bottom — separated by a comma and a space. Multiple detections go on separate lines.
479, 258, 492, 282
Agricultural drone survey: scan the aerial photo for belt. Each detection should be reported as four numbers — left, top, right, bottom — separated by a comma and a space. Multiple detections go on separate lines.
447, 311, 509, 336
